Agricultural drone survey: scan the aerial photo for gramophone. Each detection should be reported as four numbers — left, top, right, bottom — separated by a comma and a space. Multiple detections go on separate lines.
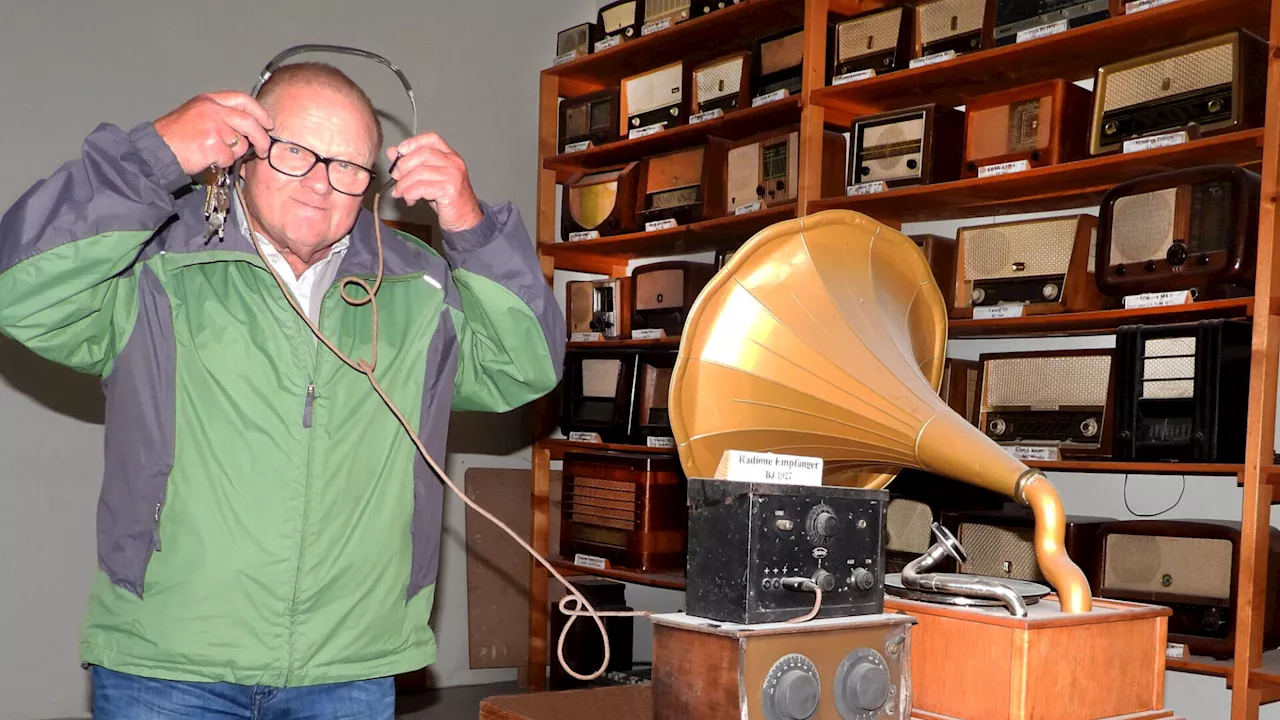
657, 210, 1178, 720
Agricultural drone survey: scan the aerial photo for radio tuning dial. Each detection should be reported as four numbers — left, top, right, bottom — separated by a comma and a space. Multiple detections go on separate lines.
1042, 283, 1060, 300
851, 567, 875, 591
807, 505, 839, 544
989, 418, 1007, 436
972, 287, 986, 304
835, 648, 892, 719
812, 570, 836, 592
1080, 418, 1099, 437
1167, 243, 1188, 266
763, 655, 820, 720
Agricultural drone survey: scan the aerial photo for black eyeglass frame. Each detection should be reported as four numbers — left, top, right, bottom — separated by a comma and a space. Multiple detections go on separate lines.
265, 136, 378, 197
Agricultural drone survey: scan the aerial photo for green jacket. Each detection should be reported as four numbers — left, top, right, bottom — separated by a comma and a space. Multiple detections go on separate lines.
0, 122, 565, 686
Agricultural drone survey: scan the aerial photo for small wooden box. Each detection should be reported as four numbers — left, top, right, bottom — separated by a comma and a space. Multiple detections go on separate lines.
962, 79, 1094, 178
885, 594, 1175, 720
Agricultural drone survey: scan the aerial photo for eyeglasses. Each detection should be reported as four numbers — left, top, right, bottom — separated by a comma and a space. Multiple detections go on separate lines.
265, 136, 376, 196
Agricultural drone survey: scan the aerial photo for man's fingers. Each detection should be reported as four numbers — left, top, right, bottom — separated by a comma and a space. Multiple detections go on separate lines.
210, 91, 275, 130
395, 131, 456, 159
393, 166, 455, 202
220, 109, 273, 158
389, 147, 459, 179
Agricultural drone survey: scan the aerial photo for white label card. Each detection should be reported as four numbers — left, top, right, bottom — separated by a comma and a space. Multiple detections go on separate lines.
1016, 19, 1069, 43
631, 328, 666, 340
718, 450, 824, 486
689, 109, 724, 125
595, 35, 622, 51
833, 69, 876, 86
1007, 446, 1061, 462
735, 201, 762, 215
647, 436, 676, 449
641, 17, 671, 36
554, 50, 580, 66
568, 230, 600, 242
568, 431, 603, 444
629, 123, 666, 139
848, 181, 886, 196
909, 50, 956, 69
574, 553, 608, 570
1127, 0, 1179, 12
563, 140, 591, 154
1123, 131, 1188, 154
570, 332, 604, 343
973, 305, 1024, 320
1123, 290, 1194, 309
978, 160, 1030, 178
1165, 642, 1187, 659
645, 218, 678, 232
752, 89, 787, 107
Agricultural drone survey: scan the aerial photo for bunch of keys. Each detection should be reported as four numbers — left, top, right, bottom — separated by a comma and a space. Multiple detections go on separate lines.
202, 166, 233, 242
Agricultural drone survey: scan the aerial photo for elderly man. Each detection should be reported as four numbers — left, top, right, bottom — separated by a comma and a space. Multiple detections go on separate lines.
0, 62, 564, 718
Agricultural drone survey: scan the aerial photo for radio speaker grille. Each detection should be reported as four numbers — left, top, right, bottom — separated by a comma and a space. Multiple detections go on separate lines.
696, 58, 744, 101
957, 522, 1044, 582
918, 0, 986, 44
962, 217, 1080, 280
601, 2, 637, 33
887, 498, 933, 553
985, 355, 1111, 408
1112, 189, 1177, 264
645, 0, 691, 21
1104, 534, 1232, 599
838, 9, 903, 59
566, 475, 639, 536
1102, 42, 1234, 113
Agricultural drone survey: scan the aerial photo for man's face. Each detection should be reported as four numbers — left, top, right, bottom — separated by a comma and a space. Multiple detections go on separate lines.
241, 83, 377, 264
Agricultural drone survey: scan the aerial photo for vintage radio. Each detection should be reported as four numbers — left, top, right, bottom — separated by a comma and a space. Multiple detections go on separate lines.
643, 0, 691, 30
830, 6, 914, 80
883, 469, 1008, 574
597, 0, 643, 45
632, 349, 678, 442
636, 144, 726, 226
692, 0, 743, 17
940, 507, 1110, 589
560, 451, 688, 573
556, 22, 597, 62
911, 233, 958, 310
1091, 30, 1268, 155
725, 128, 846, 213
952, 214, 1105, 317
977, 348, 1116, 458
1113, 319, 1251, 463
962, 79, 1094, 178
849, 104, 965, 189
939, 357, 980, 425
566, 278, 629, 340
1096, 519, 1280, 658
691, 52, 751, 116
630, 261, 717, 336
560, 163, 641, 241
753, 26, 805, 99
1096, 165, 1261, 298
686, 478, 889, 624
994, 0, 1115, 47
621, 61, 688, 135
562, 348, 638, 443
915, 0, 995, 59
557, 88, 620, 154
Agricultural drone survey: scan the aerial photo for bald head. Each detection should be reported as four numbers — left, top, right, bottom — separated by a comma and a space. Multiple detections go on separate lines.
256, 62, 383, 153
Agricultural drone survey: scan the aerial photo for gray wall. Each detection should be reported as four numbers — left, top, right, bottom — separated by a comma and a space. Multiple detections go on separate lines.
0, 1, 590, 718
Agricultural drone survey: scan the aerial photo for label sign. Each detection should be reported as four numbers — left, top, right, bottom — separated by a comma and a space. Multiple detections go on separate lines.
735, 201, 762, 215
1127, 0, 1179, 12
973, 305, 1025, 320
752, 89, 788, 107
647, 436, 676, 449
1166, 642, 1187, 659
689, 108, 724, 125
1124, 290, 1194, 309
1016, 19, 1069, 43
568, 230, 600, 242
909, 50, 956, 69
570, 332, 604, 343
554, 50, 581, 66
717, 450, 824, 486
1123, 131, 1188, 154
833, 69, 876, 86
595, 35, 621, 51
574, 553, 608, 570
645, 218, 678, 232
568, 431, 603, 444
629, 123, 666, 139
641, 17, 671, 36
978, 160, 1030, 178
632, 328, 666, 340
1007, 445, 1061, 462
563, 140, 592, 154
848, 181, 887, 196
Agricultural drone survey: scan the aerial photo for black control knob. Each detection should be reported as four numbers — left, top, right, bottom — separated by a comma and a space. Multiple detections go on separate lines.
806, 505, 839, 546
844, 661, 891, 712
1144, 260, 1158, 272
776, 670, 819, 719
851, 567, 875, 591
812, 570, 836, 593
1116, 264, 1127, 276
1167, 243, 1188, 266
1203, 608, 1224, 633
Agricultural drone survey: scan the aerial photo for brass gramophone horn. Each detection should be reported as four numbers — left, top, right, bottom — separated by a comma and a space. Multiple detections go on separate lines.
669, 209, 1092, 613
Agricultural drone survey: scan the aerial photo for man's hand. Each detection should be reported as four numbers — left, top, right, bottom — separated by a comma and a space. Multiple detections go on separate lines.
153, 92, 274, 176
387, 133, 484, 233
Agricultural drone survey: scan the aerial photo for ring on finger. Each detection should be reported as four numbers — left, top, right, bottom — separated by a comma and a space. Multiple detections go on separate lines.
227, 135, 240, 148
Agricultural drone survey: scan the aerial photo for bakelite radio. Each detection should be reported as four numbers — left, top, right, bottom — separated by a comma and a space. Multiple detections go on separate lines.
632, 349, 678, 444
1091, 30, 1268, 155
849, 104, 966, 189
560, 163, 641, 241
977, 348, 1116, 459
725, 127, 846, 213
915, 0, 995, 59
557, 89, 620, 154
1113, 319, 1252, 463
643, 0, 692, 29
691, 51, 751, 116
560, 451, 688, 574
565, 278, 629, 340
753, 26, 805, 98
939, 507, 1110, 590
911, 234, 959, 310
939, 357, 980, 426
630, 261, 717, 337
962, 79, 1094, 178
952, 214, 1106, 317
1096, 519, 1280, 658
556, 23, 597, 61
597, 0, 643, 45
636, 144, 727, 226
1096, 165, 1261, 298
621, 61, 688, 135
561, 347, 681, 445
993, 0, 1117, 47
882, 468, 1007, 575
829, 5, 914, 79
692, 0, 744, 18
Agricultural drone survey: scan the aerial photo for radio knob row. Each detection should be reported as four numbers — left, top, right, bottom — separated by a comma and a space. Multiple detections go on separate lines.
764, 650, 894, 720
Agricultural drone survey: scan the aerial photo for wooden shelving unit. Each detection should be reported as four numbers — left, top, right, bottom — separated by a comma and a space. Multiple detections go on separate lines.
527, 1, 1280, 716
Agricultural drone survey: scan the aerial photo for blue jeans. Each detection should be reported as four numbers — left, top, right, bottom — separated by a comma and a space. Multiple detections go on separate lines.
90, 665, 395, 719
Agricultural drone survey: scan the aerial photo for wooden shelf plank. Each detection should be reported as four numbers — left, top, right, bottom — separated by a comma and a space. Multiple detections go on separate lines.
807, 130, 1265, 223
549, 555, 687, 591
1168, 653, 1233, 678
541, 202, 794, 260
948, 298, 1253, 338
809, 0, 1271, 120
540, 438, 678, 460
1026, 460, 1243, 476
567, 336, 682, 350
544, 0, 806, 91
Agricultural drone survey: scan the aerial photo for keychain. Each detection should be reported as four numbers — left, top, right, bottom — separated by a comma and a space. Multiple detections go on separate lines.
202, 165, 232, 242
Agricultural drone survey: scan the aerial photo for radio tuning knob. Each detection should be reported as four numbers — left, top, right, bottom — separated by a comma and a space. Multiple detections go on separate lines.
1144, 260, 1158, 272
989, 418, 1007, 436
1167, 243, 1188, 266
851, 567, 875, 591
813, 570, 836, 592
835, 649, 892, 718
1199, 253, 1211, 265
763, 655, 820, 720
1116, 264, 1127, 276
1042, 283, 1060, 300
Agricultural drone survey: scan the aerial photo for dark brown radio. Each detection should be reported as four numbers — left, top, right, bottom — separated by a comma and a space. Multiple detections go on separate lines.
556, 22, 598, 62
561, 348, 638, 444
911, 234, 958, 310
939, 357, 981, 426
558, 89, 620, 154
849, 104, 965, 189
829, 5, 914, 79
952, 214, 1106, 317
962, 79, 1094, 178
977, 348, 1116, 458
691, 52, 752, 117
1113, 319, 1252, 463
753, 26, 805, 99
1096, 519, 1280, 659
1091, 30, 1268, 155
637, 143, 727, 226
632, 349, 678, 443
597, 0, 643, 45
560, 451, 688, 574
915, 0, 995, 59
993, 0, 1117, 47
560, 163, 641, 241
725, 127, 845, 214
631, 261, 717, 336
940, 507, 1110, 590
692, 0, 744, 18
1096, 165, 1261, 298
566, 278, 630, 340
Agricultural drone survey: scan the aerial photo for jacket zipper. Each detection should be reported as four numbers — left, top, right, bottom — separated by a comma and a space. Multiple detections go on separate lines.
303, 383, 316, 428
153, 495, 166, 551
